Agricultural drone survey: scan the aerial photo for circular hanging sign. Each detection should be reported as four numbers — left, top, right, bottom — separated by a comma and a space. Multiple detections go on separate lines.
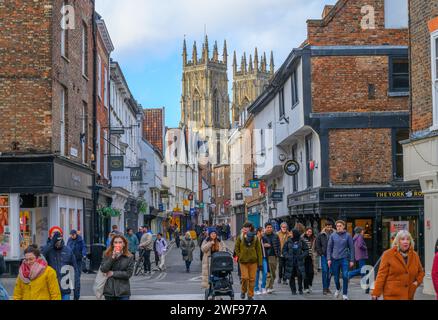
284, 160, 300, 176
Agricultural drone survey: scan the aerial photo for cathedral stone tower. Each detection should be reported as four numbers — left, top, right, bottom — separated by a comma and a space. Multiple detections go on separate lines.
232, 49, 274, 123
180, 36, 230, 131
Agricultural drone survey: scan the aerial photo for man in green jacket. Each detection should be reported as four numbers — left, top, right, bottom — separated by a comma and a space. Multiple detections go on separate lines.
235, 222, 263, 300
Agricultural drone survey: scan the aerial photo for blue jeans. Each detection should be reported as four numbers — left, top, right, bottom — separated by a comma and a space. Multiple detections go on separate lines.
332, 258, 349, 295
348, 259, 367, 279
320, 256, 332, 290
104, 296, 130, 300
254, 258, 268, 292
61, 293, 70, 300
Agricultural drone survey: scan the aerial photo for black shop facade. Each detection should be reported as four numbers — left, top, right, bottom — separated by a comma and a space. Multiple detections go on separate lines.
286, 186, 424, 265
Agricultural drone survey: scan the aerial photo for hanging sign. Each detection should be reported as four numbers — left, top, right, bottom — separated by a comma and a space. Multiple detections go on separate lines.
284, 160, 300, 176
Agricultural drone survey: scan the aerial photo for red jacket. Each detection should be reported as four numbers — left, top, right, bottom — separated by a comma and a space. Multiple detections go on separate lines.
432, 252, 438, 299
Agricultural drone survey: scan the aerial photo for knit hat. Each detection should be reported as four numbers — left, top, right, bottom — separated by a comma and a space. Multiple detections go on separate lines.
49, 226, 63, 237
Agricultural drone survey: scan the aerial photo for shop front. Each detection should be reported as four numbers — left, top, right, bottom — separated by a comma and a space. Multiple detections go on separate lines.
0, 156, 93, 273
288, 186, 424, 265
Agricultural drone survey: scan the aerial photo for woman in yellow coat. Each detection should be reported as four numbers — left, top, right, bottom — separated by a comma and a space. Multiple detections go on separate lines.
13, 245, 61, 300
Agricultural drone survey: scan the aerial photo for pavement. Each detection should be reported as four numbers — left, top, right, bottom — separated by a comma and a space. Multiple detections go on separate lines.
1, 239, 435, 300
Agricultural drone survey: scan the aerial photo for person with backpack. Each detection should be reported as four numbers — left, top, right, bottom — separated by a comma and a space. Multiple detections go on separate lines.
42, 227, 79, 300
301, 227, 316, 293
180, 232, 196, 273
283, 229, 309, 295
234, 222, 262, 300
327, 220, 355, 300
154, 233, 168, 271
67, 229, 87, 300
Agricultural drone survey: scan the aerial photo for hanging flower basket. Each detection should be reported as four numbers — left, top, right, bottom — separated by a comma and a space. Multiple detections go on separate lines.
98, 207, 121, 219
138, 200, 148, 215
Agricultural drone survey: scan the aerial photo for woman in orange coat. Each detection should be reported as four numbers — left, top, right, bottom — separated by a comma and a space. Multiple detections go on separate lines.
372, 230, 425, 300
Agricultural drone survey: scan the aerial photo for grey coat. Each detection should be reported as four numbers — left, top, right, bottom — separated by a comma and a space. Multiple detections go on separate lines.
100, 254, 134, 298
180, 238, 196, 262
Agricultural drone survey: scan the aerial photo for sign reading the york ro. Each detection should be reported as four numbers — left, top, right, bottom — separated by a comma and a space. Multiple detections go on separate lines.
109, 156, 124, 172
130, 167, 142, 182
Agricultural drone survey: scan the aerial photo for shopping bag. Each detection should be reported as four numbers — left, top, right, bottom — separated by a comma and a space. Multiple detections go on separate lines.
93, 269, 107, 300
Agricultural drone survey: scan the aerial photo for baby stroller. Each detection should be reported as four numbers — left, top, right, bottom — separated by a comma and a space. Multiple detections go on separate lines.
205, 251, 234, 300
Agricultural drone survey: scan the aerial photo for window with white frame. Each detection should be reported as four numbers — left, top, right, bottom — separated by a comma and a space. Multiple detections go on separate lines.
61, 1, 68, 58
279, 87, 285, 118
97, 54, 102, 99
104, 66, 108, 108
291, 70, 298, 107
60, 87, 67, 156
432, 31, 438, 128
82, 22, 88, 76
96, 123, 101, 175
104, 129, 108, 178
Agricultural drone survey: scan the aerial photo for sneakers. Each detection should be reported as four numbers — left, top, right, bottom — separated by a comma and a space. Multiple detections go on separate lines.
304, 289, 310, 294
291, 291, 297, 295
255, 291, 261, 295
309, 286, 313, 293
323, 289, 328, 295
240, 293, 246, 299
343, 295, 349, 300
298, 290, 304, 295
334, 290, 340, 298
261, 288, 267, 295
326, 289, 333, 295
266, 289, 273, 294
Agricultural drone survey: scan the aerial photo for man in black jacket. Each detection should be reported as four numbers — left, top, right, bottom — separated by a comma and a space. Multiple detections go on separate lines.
315, 221, 334, 295
263, 222, 280, 293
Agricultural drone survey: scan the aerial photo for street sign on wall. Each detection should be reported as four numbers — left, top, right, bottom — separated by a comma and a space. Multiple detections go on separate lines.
270, 191, 284, 202
111, 169, 130, 188
109, 156, 124, 172
130, 167, 142, 182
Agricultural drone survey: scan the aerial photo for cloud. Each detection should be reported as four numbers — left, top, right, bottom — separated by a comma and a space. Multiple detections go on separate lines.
96, 0, 337, 63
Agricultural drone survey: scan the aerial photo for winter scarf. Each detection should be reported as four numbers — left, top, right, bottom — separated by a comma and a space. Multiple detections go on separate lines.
19, 258, 48, 284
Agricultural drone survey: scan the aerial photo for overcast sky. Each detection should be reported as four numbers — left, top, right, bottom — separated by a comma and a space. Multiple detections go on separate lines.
96, 0, 337, 127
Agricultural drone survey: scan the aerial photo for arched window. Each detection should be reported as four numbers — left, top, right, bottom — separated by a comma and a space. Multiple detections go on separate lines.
192, 90, 201, 123
213, 90, 220, 125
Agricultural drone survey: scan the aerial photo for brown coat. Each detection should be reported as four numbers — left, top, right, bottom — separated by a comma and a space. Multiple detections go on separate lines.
372, 247, 425, 300
201, 239, 226, 288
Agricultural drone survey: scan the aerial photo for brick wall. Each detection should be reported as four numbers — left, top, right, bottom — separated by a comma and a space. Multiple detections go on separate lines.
0, 0, 53, 153
51, 0, 94, 165
312, 56, 409, 113
307, 0, 408, 46
96, 30, 110, 179
409, 0, 438, 132
329, 128, 393, 184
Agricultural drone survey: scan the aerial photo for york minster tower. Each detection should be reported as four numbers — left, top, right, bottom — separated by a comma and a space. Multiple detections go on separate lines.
232, 49, 274, 123
180, 36, 230, 131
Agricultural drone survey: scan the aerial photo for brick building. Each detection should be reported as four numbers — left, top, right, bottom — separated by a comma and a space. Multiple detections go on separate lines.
94, 14, 114, 244
249, 0, 423, 264
0, 0, 95, 270
402, 0, 438, 295
143, 107, 165, 154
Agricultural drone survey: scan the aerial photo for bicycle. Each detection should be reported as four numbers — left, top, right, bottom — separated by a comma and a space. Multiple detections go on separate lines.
134, 249, 146, 276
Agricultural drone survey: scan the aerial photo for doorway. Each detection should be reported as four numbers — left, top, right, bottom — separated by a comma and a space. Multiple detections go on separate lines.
19, 209, 35, 256
347, 217, 375, 265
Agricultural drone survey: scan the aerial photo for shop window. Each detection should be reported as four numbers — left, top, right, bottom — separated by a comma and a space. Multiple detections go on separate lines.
20, 210, 33, 255
0, 195, 10, 258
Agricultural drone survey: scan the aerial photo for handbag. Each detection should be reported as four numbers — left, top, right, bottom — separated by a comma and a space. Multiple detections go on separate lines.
93, 269, 108, 300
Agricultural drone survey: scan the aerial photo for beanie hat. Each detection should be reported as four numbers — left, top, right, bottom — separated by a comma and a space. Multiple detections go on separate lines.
49, 226, 63, 237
